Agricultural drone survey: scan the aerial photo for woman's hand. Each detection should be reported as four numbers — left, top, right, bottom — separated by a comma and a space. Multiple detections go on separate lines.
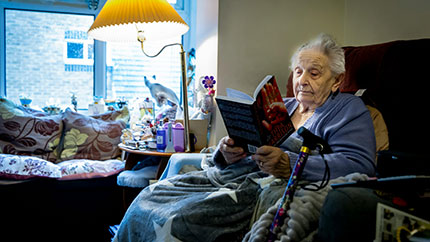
252, 146, 291, 178
218, 136, 247, 165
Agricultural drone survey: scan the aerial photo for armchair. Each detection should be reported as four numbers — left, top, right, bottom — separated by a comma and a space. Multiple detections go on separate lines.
316, 39, 430, 242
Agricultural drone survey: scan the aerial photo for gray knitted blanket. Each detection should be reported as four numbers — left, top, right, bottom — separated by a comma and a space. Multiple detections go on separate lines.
113, 157, 267, 242
243, 173, 369, 242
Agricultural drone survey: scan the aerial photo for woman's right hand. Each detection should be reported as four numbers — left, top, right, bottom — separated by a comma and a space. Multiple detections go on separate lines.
218, 136, 247, 165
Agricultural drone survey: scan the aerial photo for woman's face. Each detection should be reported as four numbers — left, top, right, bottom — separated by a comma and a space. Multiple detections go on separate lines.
292, 49, 341, 110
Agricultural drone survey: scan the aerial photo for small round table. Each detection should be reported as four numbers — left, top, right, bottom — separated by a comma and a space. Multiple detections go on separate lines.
118, 144, 175, 210
118, 144, 173, 179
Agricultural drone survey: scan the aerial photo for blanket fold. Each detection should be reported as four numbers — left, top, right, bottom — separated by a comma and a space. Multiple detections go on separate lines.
243, 173, 369, 242
113, 154, 369, 242
114, 158, 267, 242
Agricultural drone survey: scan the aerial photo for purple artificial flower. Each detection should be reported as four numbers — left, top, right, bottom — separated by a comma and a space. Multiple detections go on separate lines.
202, 76, 216, 89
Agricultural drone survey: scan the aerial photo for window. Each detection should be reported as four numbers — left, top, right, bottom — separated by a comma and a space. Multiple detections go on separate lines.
106, 38, 183, 109
1, 0, 192, 112
4, 9, 94, 109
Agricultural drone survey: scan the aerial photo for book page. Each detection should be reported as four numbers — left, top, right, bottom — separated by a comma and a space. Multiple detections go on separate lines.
253, 75, 275, 100
226, 88, 253, 101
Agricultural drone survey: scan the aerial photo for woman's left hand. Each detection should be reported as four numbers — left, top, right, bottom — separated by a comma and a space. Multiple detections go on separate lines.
252, 146, 291, 178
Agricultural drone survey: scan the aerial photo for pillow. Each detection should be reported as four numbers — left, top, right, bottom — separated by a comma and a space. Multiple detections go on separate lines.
0, 98, 63, 163
91, 106, 130, 123
59, 108, 127, 161
57, 159, 125, 180
366, 105, 389, 152
0, 154, 62, 179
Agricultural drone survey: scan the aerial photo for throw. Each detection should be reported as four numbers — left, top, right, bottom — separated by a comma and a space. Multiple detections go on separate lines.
243, 173, 369, 242
113, 157, 267, 242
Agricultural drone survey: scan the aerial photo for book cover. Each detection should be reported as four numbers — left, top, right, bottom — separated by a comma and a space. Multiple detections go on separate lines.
215, 75, 295, 153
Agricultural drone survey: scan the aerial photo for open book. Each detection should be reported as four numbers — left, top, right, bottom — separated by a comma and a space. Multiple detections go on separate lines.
215, 75, 295, 153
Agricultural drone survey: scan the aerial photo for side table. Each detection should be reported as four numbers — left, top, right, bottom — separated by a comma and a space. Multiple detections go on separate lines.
118, 144, 174, 210
119, 144, 173, 179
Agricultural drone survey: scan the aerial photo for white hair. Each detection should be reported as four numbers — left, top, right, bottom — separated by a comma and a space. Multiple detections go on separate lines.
290, 33, 345, 76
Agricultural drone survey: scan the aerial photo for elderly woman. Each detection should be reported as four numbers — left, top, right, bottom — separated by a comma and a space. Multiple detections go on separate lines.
216, 34, 375, 181
113, 34, 376, 242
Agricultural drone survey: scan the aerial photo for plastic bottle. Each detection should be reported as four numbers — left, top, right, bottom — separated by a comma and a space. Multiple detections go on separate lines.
156, 125, 166, 152
172, 122, 184, 152
141, 97, 154, 119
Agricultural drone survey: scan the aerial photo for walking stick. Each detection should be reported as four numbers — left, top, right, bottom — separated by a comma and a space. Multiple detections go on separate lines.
267, 127, 332, 241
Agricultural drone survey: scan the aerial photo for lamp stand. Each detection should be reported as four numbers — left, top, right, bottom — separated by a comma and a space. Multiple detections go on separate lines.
139, 39, 191, 152
179, 45, 191, 153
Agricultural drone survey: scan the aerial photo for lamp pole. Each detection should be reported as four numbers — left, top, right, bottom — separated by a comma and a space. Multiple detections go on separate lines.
179, 45, 191, 152
138, 36, 191, 152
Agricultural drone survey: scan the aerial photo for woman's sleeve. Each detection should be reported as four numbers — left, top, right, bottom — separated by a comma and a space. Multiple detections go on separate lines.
212, 145, 229, 169
287, 98, 377, 181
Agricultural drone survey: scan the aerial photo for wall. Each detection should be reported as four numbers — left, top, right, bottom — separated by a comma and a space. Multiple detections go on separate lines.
194, 0, 218, 81
193, 0, 219, 146
344, 0, 430, 46
213, 0, 430, 144
214, 0, 345, 143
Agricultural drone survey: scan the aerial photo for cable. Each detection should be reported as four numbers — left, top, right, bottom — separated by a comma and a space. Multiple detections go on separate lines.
302, 151, 331, 191
396, 226, 411, 242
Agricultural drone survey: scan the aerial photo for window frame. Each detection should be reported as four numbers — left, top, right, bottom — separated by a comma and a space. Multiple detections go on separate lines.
0, 0, 192, 104
63, 29, 94, 65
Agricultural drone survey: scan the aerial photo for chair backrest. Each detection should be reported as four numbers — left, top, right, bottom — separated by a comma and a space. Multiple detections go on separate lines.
286, 39, 430, 154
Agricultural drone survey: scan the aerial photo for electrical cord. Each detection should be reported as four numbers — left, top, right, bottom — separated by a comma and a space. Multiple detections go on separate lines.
396, 225, 430, 242
302, 151, 331, 191
396, 226, 412, 242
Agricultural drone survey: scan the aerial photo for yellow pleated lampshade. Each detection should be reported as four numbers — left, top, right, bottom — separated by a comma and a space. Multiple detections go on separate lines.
88, 0, 189, 42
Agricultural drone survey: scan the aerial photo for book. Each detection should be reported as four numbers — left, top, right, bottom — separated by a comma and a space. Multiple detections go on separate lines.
215, 75, 295, 153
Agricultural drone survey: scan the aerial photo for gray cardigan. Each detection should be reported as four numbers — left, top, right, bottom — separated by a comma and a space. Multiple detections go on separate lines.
283, 93, 376, 181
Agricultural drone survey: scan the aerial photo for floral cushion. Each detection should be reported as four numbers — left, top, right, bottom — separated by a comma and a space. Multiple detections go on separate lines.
0, 154, 124, 180
59, 108, 126, 161
0, 154, 62, 179
0, 98, 63, 163
91, 106, 130, 123
58, 159, 125, 180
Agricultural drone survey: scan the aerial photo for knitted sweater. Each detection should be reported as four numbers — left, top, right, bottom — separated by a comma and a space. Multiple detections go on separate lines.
283, 93, 376, 181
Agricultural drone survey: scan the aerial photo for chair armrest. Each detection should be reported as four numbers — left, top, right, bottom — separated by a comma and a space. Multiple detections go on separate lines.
159, 153, 208, 180
377, 150, 428, 177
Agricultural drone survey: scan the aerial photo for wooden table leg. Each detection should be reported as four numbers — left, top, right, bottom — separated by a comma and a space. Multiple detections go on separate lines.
121, 151, 172, 211
124, 152, 142, 170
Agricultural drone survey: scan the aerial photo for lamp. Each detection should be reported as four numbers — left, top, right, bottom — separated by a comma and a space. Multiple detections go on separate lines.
88, 0, 191, 152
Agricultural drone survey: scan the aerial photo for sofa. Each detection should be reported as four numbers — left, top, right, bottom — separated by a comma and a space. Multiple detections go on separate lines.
0, 98, 129, 242
155, 38, 430, 241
